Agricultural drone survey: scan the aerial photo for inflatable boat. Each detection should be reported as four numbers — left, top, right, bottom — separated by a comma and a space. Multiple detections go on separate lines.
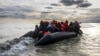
20, 31, 81, 46
35, 32, 77, 46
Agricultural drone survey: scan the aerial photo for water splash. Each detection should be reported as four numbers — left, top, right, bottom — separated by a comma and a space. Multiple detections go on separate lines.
0, 37, 34, 56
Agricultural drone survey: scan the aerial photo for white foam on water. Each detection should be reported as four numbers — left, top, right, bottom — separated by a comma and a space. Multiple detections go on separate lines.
80, 23, 95, 28
0, 37, 34, 56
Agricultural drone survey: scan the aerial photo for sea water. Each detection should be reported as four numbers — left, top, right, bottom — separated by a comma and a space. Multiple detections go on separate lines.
0, 0, 100, 56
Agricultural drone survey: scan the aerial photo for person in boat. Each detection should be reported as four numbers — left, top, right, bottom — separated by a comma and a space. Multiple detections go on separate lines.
68, 22, 74, 32
43, 29, 51, 36
33, 25, 40, 37
65, 20, 68, 31
61, 21, 67, 32
43, 21, 49, 31
47, 20, 59, 33
73, 21, 81, 35
47, 22, 54, 33
60, 21, 64, 31
39, 20, 49, 31
52, 22, 59, 32
36, 29, 51, 41
61, 20, 69, 32
56, 22, 61, 31
36, 31, 44, 41
39, 20, 44, 31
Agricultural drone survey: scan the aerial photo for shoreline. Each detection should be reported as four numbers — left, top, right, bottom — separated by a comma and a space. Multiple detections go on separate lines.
0, 17, 86, 24
0, 18, 40, 24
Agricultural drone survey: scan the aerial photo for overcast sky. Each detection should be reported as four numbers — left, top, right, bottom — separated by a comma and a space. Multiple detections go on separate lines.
0, 0, 100, 19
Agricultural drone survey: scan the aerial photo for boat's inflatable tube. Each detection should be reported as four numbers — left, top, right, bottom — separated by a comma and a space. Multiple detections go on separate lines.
35, 32, 76, 46
20, 31, 34, 37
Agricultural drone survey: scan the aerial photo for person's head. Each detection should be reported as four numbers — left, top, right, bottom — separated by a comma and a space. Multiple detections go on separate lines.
75, 21, 78, 24
40, 20, 44, 25
40, 20, 43, 23
70, 22, 73, 25
53, 20, 56, 22
61, 21, 63, 24
65, 20, 68, 23
57, 22, 60, 25
35, 25, 38, 28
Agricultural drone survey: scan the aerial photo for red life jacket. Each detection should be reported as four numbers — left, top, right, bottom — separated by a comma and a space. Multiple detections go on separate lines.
61, 22, 68, 31
43, 31, 49, 35
64, 22, 68, 30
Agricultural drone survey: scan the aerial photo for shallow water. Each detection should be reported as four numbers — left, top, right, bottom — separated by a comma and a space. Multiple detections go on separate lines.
0, 23, 100, 56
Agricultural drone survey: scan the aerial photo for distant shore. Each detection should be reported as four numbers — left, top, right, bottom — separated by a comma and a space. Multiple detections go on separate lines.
0, 18, 74, 24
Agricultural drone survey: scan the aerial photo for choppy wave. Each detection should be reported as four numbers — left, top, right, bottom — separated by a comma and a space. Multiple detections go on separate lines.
0, 37, 34, 56
0, 23, 100, 56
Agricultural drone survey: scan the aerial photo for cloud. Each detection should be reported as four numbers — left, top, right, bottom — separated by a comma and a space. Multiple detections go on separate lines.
45, 7, 53, 9
50, 3, 61, 6
60, 0, 83, 6
41, 12, 52, 14
0, 6, 34, 18
60, 0, 91, 7
77, 3, 92, 7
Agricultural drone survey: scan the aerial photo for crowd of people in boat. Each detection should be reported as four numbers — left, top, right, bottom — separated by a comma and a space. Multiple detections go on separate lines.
33, 20, 82, 41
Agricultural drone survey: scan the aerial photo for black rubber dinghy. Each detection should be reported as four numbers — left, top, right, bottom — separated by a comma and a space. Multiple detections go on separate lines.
20, 31, 34, 37
35, 32, 77, 46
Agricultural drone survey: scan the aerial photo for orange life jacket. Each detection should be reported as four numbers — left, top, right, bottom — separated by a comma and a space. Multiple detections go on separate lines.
43, 31, 49, 35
